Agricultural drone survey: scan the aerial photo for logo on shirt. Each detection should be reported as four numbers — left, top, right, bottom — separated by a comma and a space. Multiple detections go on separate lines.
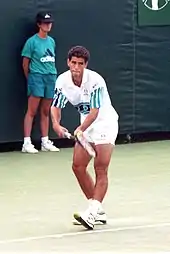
40, 49, 55, 63
75, 102, 90, 115
83, 89, 89, 96
92, 84, 97, 89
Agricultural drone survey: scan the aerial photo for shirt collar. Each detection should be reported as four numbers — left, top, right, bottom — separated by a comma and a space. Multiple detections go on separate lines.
82, 69, 88, 84
69, 68, 88, 86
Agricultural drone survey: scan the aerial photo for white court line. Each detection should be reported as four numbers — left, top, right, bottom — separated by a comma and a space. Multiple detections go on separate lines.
0, 221, 170, 245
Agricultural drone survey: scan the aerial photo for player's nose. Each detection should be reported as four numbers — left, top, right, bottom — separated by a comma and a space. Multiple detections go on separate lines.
74, 64, 79, 71
75, 63, 79, 68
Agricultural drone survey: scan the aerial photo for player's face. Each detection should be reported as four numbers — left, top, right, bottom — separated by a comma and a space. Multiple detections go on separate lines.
38, 22, 52, 33
67, 57, 88, 80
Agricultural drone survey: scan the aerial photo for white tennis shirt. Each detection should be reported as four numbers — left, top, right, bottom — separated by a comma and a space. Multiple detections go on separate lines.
52, 69, 118, 127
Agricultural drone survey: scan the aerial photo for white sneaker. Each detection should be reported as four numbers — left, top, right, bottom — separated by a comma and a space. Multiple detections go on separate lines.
73, 211, 107, 225
41, 140, 60, 152
22, 143, 38, 154
73, 209, 96, 230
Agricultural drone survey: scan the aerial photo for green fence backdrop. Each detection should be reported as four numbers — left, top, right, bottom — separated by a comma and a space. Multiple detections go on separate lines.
0, 0, 170, 143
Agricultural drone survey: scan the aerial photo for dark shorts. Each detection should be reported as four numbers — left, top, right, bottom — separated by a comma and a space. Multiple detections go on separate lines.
27, 73, 57, 99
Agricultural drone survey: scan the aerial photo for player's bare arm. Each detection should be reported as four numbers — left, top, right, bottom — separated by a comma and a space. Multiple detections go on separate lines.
51, 106, 68, 137
75, 108, 99, 134
51, 106, 61, 124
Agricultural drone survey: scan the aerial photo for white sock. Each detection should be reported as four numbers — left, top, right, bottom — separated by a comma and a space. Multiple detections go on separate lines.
88, 198, 104, 213
88, 198, 93, 206
41, 136, 48, 144
90, 200, 101, 216
98, 202, 104, 213
24, 137, 31, 144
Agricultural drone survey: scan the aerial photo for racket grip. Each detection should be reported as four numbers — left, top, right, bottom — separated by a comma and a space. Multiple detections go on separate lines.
75, 130, 83, 139
64, 132, 72, 139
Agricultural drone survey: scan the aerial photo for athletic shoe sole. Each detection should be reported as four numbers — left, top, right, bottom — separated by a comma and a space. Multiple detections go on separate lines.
74, 213, 94, 230
73, 212, 107, 225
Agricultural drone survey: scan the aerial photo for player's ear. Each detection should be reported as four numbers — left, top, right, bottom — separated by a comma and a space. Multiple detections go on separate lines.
67, 58, 70, 68
85, 61, 88, 68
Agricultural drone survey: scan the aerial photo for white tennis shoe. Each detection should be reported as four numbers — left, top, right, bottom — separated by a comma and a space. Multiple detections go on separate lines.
73, 210, 107, 226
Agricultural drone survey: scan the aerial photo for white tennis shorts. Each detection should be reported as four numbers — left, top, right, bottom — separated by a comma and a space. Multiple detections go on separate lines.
84, 120, 119, 145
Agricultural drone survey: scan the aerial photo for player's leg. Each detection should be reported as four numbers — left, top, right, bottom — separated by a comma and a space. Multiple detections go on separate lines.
40, 74, 59, 152
72, 142, 107, 225
93, 143, 113, 202
92, 122, 118, 204
75, 144, 113, 229
72, 142, 94, 199
75, 121, 118, 229
72, 142, 95, 225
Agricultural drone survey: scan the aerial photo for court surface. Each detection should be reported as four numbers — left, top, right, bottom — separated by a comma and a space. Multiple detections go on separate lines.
0, 140, 170, 253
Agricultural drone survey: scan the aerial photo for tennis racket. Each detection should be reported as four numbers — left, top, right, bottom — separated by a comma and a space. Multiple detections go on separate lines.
64, 131, 96, 158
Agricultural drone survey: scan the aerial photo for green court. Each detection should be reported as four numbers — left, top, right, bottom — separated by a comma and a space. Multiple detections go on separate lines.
0, 141, 170, 252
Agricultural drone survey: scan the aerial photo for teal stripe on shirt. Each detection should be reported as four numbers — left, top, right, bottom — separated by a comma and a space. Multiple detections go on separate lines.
52, 89, 68, 108
90, 87, 102, 108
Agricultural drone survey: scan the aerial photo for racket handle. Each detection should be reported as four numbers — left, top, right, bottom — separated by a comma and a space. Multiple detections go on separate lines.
64, 131, 74, 139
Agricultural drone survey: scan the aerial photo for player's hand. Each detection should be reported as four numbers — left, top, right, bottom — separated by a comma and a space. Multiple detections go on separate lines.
53, 123, 68, 138
74, 126, 83, 137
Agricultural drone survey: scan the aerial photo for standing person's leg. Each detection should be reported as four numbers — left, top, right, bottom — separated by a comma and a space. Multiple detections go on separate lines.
22, 73, 43, 153
23, 96, 41, 138
40, 74, 59, 152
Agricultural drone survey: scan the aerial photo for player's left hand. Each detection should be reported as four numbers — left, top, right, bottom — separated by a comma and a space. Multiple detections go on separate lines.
74, 126, 83, 137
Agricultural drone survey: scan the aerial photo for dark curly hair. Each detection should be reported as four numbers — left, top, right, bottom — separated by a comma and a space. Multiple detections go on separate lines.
67, 46, 90, 63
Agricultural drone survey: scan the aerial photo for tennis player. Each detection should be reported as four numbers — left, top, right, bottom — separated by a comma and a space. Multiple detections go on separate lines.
51, 46, 119, 229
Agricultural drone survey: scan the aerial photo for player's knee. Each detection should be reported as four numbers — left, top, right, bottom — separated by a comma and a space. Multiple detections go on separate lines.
72, 163, 81, 174
95, 167, 108, 184
95, 165, 108, 178
72, 162, 86, 175
94, 159, 109, 172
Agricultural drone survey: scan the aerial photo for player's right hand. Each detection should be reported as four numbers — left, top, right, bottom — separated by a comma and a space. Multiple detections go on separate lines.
53, 123, 68, 138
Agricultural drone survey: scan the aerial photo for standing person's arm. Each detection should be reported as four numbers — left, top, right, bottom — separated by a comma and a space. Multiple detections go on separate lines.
22, 57, 30, 79
53, 39, 57, 71
21, 38, 32, 78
